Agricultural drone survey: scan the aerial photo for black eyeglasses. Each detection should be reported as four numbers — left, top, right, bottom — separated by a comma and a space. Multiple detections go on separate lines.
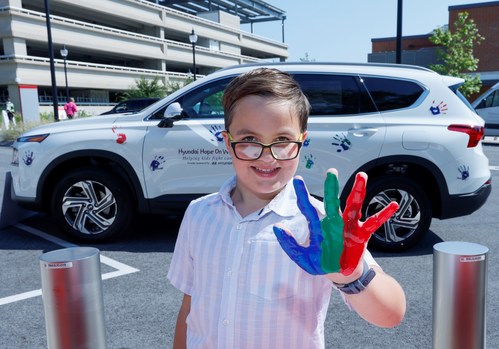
226, 132, 303, 161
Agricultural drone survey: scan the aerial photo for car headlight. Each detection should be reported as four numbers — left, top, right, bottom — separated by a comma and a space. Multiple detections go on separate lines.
17, 134, 50, 143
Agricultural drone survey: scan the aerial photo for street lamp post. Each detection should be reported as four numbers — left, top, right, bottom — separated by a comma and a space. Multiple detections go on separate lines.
189, 29, 198, 81
60, 45, 69, 102
44, 0, 59, 121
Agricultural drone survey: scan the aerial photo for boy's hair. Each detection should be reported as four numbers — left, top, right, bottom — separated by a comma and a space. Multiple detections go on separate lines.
222, 68, 310, 132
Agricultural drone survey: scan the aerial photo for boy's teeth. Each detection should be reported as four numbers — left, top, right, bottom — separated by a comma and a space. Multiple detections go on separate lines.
256, 167, 273, 173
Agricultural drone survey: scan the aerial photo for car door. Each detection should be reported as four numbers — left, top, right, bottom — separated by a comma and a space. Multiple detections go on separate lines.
292, 73, 385, 197
142, 77, 234, 199
474, 88, 499, 131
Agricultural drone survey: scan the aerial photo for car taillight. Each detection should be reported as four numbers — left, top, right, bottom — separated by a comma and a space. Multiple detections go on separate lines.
447, 124, 484, 148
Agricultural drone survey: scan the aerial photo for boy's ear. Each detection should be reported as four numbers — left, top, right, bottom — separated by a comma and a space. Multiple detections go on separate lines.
222, 131, 231, 151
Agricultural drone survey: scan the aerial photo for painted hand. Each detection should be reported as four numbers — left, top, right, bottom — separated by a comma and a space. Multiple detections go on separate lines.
273, 169, 399, 276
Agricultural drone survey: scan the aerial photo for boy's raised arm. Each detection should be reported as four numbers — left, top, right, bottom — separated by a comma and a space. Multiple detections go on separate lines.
273, 169, 406, 327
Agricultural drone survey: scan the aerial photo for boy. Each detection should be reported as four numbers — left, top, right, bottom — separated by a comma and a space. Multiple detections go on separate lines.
167, 68, 406, 348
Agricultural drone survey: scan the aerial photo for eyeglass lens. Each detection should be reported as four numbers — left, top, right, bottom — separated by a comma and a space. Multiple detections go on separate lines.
235, 142, 299, 160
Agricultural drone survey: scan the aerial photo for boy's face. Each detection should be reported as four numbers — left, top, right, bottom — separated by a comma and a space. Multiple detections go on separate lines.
223, 95, 306, 201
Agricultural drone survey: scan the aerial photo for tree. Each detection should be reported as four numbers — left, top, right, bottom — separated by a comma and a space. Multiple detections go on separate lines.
122, 76, 167, 100
429, 12, 485, 97
164, 77, 194, 95
121, 76, 193, 100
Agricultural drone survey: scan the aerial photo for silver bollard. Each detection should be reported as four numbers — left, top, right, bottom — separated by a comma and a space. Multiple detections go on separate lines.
39, 247, 107, 349
433, 241, 488, 349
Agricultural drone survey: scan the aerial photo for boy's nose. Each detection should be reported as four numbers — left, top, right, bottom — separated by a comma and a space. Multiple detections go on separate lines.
259, 147, 275, 161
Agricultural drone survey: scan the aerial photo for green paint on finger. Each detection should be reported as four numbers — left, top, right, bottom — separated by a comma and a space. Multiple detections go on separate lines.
319, 171, 344, 273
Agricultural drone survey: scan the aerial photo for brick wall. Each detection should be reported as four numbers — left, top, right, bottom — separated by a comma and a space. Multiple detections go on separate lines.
449, 2, 499, 72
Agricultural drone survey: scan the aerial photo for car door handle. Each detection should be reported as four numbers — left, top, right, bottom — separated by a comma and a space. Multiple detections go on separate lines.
348, 128, 378, 137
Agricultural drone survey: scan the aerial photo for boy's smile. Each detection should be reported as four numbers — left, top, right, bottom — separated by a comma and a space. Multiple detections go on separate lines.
223, 95, 306, 211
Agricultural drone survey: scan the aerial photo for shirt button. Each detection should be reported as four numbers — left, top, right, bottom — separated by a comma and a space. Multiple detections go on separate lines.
236, 224, 242, 230
227, 269, 232, 277
223, 319, 229, 326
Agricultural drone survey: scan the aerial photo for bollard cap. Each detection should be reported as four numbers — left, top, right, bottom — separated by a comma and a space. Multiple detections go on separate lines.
433, 241, 488, 256
39, 246, 100, 263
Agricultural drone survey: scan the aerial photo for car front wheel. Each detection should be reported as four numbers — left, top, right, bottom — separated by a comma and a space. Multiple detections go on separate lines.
51, 168, 133, 242
363, 176, 432, 252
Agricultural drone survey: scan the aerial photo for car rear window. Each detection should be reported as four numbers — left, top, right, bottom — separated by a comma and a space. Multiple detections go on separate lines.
362, 77, 424, 111
294, 74, 376, 115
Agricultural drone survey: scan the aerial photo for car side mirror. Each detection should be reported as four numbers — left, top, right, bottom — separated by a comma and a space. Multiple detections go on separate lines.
157, 102, 183, 128
164, 102, 182, 118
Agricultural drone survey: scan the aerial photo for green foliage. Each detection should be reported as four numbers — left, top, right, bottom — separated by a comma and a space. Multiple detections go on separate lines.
76, 109, 92, 118
0, 113, 53, 143
40, 111, 53, 122
165, 78, 193, 95
121, 76, 192, 101
121, 76, 167, 100
0, 110, 93, 143
429, 12, 485, 97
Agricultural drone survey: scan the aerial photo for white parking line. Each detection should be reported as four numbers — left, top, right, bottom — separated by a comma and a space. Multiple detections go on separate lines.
0, 223, 140, 306
490, 166, 499, 171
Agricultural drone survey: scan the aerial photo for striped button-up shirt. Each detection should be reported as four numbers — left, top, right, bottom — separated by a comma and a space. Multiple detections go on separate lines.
168, 176, 375, 348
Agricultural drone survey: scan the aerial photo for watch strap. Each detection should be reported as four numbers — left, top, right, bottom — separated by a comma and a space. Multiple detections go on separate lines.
333, 259, 376, 295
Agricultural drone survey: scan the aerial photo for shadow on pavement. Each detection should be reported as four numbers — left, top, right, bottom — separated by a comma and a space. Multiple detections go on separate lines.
371, 229, 444, 259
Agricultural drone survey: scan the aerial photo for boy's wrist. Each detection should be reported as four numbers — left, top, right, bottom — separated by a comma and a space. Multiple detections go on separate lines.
331, 259, 376, 294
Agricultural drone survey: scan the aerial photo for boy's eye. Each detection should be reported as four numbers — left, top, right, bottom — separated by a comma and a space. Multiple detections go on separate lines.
238, 135, 294, 142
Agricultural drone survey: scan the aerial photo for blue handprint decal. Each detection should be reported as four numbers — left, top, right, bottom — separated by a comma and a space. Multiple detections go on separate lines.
430, 100, 448, 115
23, 151, 35, 166
332, 133, 351, 152
303, 136, 311, 147
458, 165, 469, 180
150, 155, 165, 171
210, 125, 224, 142
304, 154, 316, 169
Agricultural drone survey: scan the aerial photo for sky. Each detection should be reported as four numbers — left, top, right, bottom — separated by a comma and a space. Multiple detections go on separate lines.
240, 0, 495, 63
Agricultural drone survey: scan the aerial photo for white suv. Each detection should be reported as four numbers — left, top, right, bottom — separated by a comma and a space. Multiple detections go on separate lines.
10, 63, 492, 251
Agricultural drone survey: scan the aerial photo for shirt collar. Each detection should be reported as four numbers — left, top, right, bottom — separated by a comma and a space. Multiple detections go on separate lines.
216, 176, 300, 218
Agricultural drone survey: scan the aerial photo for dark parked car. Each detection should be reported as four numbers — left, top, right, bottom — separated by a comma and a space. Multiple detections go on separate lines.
100, 98, 160, 115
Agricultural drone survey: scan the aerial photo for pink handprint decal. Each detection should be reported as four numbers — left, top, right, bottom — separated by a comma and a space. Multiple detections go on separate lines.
112, 126, 127, 144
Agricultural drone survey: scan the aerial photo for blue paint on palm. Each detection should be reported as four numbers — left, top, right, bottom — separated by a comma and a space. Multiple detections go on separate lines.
273, 178, 326, 275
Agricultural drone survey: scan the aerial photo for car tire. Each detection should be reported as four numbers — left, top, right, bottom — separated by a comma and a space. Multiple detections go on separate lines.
363, 175, 432, 252
51, 167, 133, 242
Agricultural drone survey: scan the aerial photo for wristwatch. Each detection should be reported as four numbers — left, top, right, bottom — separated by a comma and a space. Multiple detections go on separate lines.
333, 259, 376, 295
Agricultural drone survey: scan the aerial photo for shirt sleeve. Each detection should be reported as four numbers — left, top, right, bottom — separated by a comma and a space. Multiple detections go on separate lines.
167, 204, 195, 295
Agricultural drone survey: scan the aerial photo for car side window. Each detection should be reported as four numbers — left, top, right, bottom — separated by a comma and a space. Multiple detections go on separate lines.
484, 91, 499, 108
114, 102, 128, 112
293, 74, 376, 116
149, 77, 232, 120
362, 77, 424, 111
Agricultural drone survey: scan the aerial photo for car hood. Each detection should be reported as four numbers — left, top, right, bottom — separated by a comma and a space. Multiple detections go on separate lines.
19, 115, 125, 137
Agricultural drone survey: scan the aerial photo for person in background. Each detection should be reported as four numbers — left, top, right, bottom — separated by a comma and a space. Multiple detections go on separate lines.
168, 68, 406, 349
5, 97, 15, 122
64, 97, 78, 119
